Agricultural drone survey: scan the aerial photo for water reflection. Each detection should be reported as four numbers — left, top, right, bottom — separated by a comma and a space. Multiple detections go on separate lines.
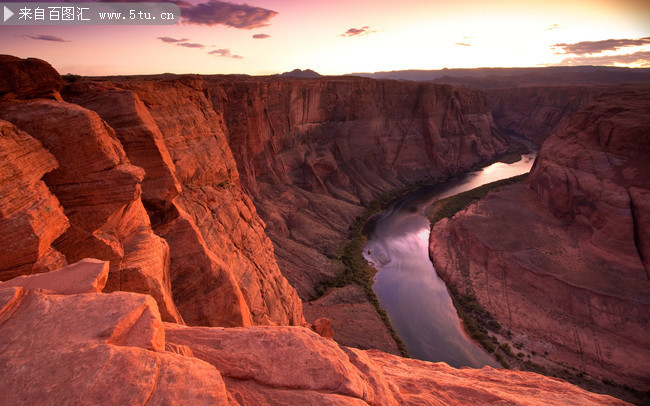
364, 154, 536, 368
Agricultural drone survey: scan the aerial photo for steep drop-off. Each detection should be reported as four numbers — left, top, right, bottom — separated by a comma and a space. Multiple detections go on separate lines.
486, 87, 593, 146
429, 87, 650, 390
0, 55, 637, 404
214, 77, 509, 297
1, 56, 303, 328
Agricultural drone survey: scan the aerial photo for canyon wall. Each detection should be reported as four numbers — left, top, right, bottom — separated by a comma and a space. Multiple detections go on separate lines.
429, 86, 650, 389
1, 56, 509, 330
0, 54, 641, 404
212, 77, 509, 297
0, 56, 303, 328
486, 87, 593, 146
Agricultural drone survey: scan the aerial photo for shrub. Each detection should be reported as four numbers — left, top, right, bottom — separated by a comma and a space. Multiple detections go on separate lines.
62, 73, 82, 83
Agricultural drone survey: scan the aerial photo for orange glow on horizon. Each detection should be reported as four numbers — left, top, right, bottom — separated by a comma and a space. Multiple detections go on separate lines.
0, 0, 648, 75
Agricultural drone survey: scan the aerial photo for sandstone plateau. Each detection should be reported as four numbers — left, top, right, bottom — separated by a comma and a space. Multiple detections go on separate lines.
0, 54, 643, 404
0, 258, 627, 404
430, 87, 650, 392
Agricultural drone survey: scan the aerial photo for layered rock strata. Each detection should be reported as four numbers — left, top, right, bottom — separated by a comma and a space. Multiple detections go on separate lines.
486, 87, 592, 146
215, 78, 509, 298
0, 119, 68, 278
430, 87, 650, 389
0, 55, 303, 328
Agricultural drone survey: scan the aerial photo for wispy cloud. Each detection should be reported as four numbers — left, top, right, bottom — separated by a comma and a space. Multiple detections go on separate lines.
340, 26, 376, 37
21, 34, 69, 42
553, 37, 650, 55
180, 0, 277, 29
455, 42, 471, 47
158, 36, 189, 43
208, 48, 243, 59
177, 42, 206, 48
253, 33, 270, 39
556, 50, 650, 67
545, 24, 560, 31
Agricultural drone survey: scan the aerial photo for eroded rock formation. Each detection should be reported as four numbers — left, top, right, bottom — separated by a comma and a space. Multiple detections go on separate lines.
0, 119, 68, 279
0, 260, 627, 405
1, 55, 303, 327
216, 78, 509, 297
1, 54, 639, 403
430, 87, 650, 390
486, 86, 592, 145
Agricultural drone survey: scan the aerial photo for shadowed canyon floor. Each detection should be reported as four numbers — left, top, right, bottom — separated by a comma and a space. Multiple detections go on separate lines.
0, 54, 647, 404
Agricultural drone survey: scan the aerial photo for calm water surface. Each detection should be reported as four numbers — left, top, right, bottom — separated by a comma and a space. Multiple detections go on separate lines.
364, 154, 536, 368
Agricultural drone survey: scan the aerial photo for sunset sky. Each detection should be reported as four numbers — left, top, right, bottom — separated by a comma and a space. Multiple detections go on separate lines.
1, 0, 649, 76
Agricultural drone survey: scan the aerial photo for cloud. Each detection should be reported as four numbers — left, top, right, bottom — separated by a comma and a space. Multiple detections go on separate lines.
180, 0, 277, 29
98, 0, 277, 28
455, 42, 471, 47
208, 48, 229, 56
253, 33, 270, 39
553, 37, 650, 55
177, 42, 206, 48
207, 49, 243, 59
21, 34, 69, 42
556, 50, 650, 67
340, 26, 375, 37
545, 24, 560, 31
158, 36, 189, 43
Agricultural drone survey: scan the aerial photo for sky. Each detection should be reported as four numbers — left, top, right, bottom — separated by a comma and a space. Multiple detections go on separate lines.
0, 0, 649, 76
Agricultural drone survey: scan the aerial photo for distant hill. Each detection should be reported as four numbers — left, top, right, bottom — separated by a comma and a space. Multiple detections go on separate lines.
277, 69, 322, 78
347, 66, 650, 88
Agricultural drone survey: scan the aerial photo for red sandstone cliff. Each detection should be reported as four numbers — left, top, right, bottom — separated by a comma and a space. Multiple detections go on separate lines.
0, 55, 639, 404
486, 86, 593, 146
429, 87, 650, 391
0, 56, 303, 328
213, 77, 509, 298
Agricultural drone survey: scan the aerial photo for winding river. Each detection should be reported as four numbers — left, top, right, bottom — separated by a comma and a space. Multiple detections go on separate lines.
364, 153, 536, 368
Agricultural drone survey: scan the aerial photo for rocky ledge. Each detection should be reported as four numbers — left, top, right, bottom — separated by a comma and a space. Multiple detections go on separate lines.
0, 259, 627, 405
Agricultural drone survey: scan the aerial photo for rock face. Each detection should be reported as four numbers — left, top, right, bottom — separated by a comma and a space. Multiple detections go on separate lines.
214, 78, 509, 297
0, 260, 628, 405
64, 78, 305, 327
0, 55, 304, 328
0, 261, 229, 405
0, 257, 109, 294
429, 87, 650, 390
303, 285, 402, 355
0, 55, 63, 100
0, 119, 68, 279
528, 87, 650, 279
0, 99, 182, 324
486, 86, 592, 146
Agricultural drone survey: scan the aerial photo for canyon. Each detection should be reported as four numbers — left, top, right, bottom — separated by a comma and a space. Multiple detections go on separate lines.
430, 86, 650, 392
0, 54, 646, 404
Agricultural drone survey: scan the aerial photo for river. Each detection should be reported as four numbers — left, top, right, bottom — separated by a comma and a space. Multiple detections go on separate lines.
364, 153, 536, 368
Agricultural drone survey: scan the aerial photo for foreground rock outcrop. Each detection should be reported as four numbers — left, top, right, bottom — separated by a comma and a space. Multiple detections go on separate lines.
430, 87, 650, 391
0, 260, 627, 405
0, 119, 68, 279
1, 55, 304, 328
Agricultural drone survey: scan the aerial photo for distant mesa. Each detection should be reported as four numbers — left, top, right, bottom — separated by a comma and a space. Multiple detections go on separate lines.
277, 68, 322, 78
